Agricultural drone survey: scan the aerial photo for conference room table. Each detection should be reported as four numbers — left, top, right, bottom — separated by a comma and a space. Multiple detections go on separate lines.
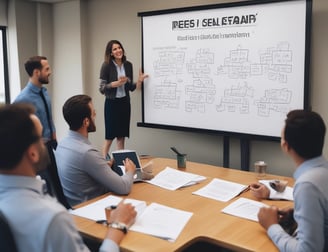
71, 157, 294, 252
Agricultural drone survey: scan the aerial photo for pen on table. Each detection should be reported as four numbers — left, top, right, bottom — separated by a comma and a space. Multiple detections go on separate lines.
236, 185, 250, 196
96, 219, 109, 225
242, 185, 251, 193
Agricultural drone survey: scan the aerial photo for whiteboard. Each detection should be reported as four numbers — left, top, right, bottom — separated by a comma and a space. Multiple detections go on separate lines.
138, 0, 311, 139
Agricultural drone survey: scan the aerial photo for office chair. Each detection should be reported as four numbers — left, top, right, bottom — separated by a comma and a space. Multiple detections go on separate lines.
0, 211, 18, 252
38, 143, 71, 209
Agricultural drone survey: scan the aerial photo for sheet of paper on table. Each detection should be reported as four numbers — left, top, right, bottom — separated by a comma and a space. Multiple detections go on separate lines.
146, 166, 206, 190
70, 195, 193, 242
192, 178, 248, 202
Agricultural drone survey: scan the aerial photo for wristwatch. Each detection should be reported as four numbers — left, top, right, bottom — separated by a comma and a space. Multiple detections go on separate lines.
108, 222, 128, 234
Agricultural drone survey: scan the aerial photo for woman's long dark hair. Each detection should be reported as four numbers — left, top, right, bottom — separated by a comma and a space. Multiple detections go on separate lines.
104, 40, 126, 64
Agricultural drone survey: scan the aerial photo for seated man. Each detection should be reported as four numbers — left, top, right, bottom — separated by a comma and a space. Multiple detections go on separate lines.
0, 103, 136, 252
257, 110, 328, 251
55, 95, 136, 206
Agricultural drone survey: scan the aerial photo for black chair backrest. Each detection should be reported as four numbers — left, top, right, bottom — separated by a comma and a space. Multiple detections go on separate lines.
38, 142, 71, 209
0, 211, 18, 252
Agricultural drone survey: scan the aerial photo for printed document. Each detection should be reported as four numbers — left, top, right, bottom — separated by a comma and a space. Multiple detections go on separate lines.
70, 195, 146, 220
70, 195, 192, 242
146, 167, 206, 190
221, 197, 268, 222
130, 202, 193, 242
192, 178, 248, 202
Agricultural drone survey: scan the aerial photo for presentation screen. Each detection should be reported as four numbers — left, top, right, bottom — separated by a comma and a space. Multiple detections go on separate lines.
138, 0, 311, 139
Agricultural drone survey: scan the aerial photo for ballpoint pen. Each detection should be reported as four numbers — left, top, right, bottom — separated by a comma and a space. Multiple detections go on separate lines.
238, 185, 250, 196
96, 219, 109, 226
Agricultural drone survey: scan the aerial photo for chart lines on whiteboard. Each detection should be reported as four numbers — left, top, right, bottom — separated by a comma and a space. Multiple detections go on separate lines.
150, 42, 294, 117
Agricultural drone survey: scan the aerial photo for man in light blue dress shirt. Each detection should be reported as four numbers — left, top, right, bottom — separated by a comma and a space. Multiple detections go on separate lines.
0, 103, 136, 252
257, 110, 328, 251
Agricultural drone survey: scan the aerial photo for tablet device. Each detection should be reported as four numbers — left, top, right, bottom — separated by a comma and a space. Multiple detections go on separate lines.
111, 150, 143, 181
111, 149, 141, 168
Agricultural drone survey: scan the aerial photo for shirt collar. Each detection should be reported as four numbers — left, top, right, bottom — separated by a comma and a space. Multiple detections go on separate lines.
0, 174, 47, 195
293, 155, 328, 180
27, 81, 46, 93
68, 130, 91, 145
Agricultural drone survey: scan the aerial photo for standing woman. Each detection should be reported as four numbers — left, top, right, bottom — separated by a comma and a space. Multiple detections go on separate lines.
99, 40, 148, 157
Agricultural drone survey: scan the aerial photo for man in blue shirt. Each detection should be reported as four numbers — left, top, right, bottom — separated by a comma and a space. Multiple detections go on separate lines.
257, 110, 328, 251
13, 56, 67, 206
0, 103, 136, 252
14, 55, 56, 148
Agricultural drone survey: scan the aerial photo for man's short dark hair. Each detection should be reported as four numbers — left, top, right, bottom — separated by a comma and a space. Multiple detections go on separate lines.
24, 56, 47, 77
62, 95, 92, 130
0, 104, 39, 170
285, 109, 326, 159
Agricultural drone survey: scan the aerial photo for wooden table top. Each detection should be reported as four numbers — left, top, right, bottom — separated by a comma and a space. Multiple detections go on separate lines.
72, 157, 294, 252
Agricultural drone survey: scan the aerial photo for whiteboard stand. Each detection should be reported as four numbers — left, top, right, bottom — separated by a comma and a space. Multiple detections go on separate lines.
240, 138, 250, 171
223, 136, 230, 168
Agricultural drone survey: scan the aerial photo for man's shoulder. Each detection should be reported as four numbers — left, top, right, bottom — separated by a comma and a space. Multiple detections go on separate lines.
14, 85, 39, 103
296, 166, 328, 194
13, 89, 30, 101
302, 166, 328, 179
57, 135, 94, 154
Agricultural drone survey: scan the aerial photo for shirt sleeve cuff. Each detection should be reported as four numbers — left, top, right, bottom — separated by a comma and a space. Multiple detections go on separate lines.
268, 223, 285, 237
99, 238, 119, 252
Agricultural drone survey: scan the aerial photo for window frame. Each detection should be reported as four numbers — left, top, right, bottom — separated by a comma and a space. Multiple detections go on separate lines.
0, 26, 10, 104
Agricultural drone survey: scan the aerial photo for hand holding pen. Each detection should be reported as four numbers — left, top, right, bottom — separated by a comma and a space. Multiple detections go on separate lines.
257, 205, 280, 230
97, 201, 137, 227
99, 202, 137, 245
108, 202, 137, 228
249, 182, 270, 199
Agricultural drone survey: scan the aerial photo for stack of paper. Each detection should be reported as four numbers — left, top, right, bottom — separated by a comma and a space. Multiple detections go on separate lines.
146, 167, 206, 190
70, 195, 193, 242
130, 202, 193, 242
221, 197, 268, 222
192, 178, 248, 202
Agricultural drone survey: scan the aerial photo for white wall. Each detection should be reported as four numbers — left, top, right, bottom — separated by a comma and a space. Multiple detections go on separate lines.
9, 0, 328, 177
0, 0, 7, 26
52, 0, 84, 138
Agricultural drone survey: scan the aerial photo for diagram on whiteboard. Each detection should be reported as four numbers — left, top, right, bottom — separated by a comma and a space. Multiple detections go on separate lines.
150, 42, 294, 117
217, 41, 292, 83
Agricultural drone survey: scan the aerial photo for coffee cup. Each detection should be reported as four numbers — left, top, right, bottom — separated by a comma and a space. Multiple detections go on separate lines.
254, 161, 267, 177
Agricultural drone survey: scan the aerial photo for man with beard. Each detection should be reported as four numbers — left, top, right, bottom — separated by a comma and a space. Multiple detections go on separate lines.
13, 56, 68, 207
14, 56, 56, 148
0, 103, 137, 252
55, 95, 136, 206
